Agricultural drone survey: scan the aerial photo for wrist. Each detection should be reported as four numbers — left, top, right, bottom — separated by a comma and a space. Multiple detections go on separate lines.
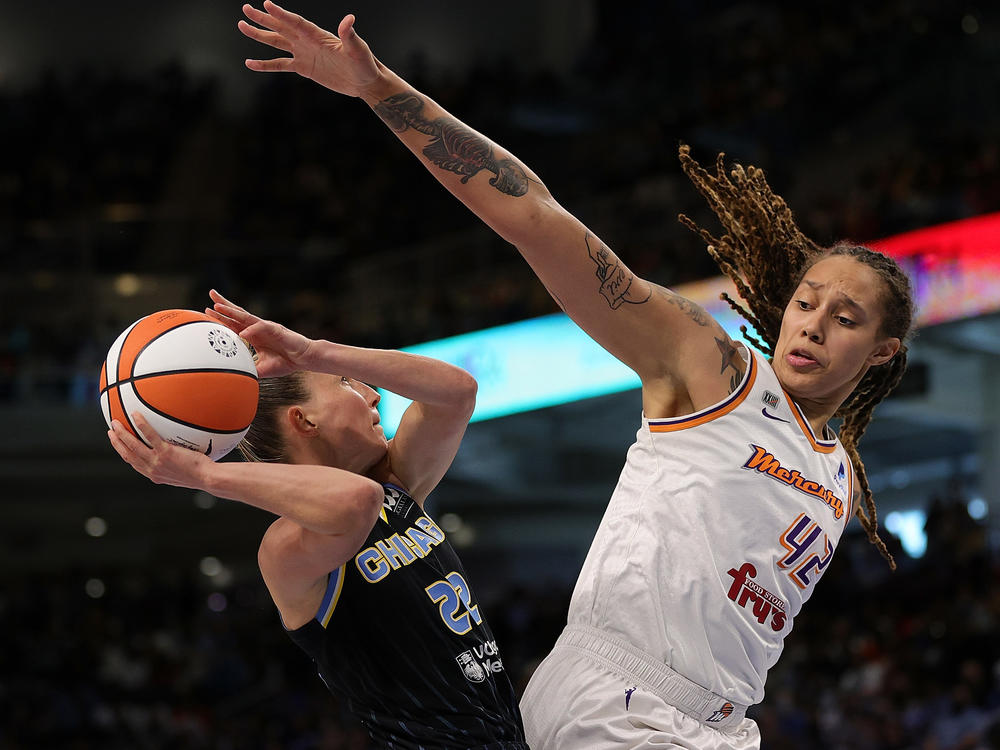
296, 337, 332, 372
358, 63, 405, 107
195, 458, 221, 496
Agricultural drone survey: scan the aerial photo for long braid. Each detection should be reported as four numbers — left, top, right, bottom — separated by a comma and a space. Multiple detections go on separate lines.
839, 351, 909, 569
677, 145, 915, 569
677, 145, 822, 355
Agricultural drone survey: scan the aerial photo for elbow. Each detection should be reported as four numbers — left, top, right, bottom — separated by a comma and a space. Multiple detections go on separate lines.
333, 477, 383, 548
358, 478, 385, 528
493, 190, 559, 247
455, 370, 478, 418
318, 476, 383, 538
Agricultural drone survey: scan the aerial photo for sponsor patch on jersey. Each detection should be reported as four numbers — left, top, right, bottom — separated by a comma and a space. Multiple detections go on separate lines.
726, 562, 787, 632
456, 650, 487, 683
382, 485, 413, 517
762, 390, 780, 409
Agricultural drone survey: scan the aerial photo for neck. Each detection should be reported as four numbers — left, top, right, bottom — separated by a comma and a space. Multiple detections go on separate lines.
784, 365, 868, 440
287, 439, 383, 477
795, 399, 836, 439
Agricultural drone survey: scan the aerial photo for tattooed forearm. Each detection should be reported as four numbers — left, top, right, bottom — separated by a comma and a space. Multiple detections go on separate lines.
585, 233, 652, 309
715, 335, 746, 393
652, 284, 712, 327
373, 92, 530, 197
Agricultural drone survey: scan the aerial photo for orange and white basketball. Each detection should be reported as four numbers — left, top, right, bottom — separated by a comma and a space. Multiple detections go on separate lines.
100, 309, 259, 461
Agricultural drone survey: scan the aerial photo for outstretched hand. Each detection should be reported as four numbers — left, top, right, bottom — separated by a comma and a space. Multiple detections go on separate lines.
239, 1, 380, 96
206, 289, 315, 379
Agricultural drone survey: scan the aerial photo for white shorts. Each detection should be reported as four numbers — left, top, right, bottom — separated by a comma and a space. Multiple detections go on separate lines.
520, 627, 761, 750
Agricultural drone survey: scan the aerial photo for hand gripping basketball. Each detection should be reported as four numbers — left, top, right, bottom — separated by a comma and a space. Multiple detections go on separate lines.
100, 307, 259, 460
206, 289, 314, 379
108, 413, 210, 490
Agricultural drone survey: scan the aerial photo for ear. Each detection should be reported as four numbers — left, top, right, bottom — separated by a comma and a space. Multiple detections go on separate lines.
867, 336, 901, 366
284, 405, 319, 437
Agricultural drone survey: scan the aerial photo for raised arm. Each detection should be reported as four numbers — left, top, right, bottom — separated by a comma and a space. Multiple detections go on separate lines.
208, 291, 476, 504
238, 3, 744, 416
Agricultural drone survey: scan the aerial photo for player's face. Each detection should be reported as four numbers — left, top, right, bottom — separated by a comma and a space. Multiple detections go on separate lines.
302, 372, 388, 471
773, 255, 901, 406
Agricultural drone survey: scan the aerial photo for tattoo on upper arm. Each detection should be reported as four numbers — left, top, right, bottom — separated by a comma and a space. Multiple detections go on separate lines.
715, 335, 746, 393
585, 233, 652, 309
651, 284, 712, 327
374, 92, 531, 197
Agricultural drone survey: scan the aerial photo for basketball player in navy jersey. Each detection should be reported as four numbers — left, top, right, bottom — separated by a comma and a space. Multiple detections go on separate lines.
108, 289, 528, 749
233, 4, 916, 748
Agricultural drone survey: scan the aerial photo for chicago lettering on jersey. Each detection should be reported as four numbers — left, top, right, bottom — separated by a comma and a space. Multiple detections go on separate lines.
742, 444, 845, 519
726, 563, 787, 632
355, 516, 446, 583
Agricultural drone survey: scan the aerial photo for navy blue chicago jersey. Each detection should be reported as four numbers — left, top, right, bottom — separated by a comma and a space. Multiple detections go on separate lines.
286, 483, 527, 749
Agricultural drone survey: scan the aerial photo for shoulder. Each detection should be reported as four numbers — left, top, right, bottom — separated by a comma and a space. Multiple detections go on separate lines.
257, 514, 376, 630
642, 322, 753, 419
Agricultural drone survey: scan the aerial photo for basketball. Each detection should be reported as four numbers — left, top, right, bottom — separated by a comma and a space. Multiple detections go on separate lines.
100, 309, 259, 461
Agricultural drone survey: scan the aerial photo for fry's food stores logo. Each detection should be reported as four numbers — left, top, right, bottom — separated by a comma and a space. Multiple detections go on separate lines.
727, 563, 787, 632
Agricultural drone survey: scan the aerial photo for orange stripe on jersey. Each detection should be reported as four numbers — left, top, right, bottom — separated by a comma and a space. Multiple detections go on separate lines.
649, 351, 757, 433
843, 460, 856, 532
781, 391, 837, 454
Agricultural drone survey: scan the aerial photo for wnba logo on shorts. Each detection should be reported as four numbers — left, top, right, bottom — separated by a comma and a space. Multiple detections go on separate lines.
706, 702, 734, 723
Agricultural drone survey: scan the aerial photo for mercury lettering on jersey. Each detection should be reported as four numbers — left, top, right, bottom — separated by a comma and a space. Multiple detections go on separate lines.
742, 444, 845, 520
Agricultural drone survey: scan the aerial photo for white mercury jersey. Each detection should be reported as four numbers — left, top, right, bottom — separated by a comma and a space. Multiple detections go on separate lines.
566, 345, 855, 706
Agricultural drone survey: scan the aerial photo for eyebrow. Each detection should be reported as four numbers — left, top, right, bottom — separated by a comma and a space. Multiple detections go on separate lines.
802, 280, 867, 314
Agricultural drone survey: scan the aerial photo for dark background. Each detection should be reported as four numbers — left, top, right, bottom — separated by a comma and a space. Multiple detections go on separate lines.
2, 1, 999, 748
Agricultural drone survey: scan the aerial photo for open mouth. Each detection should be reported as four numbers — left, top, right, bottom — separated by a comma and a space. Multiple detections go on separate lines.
787, 349, 819, 368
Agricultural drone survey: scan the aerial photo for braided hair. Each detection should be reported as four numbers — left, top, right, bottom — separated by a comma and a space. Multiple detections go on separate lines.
677, 145, 915, 569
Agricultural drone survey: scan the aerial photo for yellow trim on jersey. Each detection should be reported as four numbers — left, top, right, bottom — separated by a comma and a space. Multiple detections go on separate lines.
379, 506, 389, 523
317, 565, 346, 628
649, 350, 758, 433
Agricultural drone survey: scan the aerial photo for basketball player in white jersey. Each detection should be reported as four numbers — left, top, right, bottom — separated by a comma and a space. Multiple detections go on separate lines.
236, 4, 916, 747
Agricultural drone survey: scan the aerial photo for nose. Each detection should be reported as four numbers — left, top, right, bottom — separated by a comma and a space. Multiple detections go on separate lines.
365, 383, 381, 408
801, 312, 823, 344
802, 322, 823, 344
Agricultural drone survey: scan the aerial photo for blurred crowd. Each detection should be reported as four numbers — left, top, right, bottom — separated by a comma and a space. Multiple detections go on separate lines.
1, 490, 997, 749
3, 4, 999, 748
1, 0, 998, 402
